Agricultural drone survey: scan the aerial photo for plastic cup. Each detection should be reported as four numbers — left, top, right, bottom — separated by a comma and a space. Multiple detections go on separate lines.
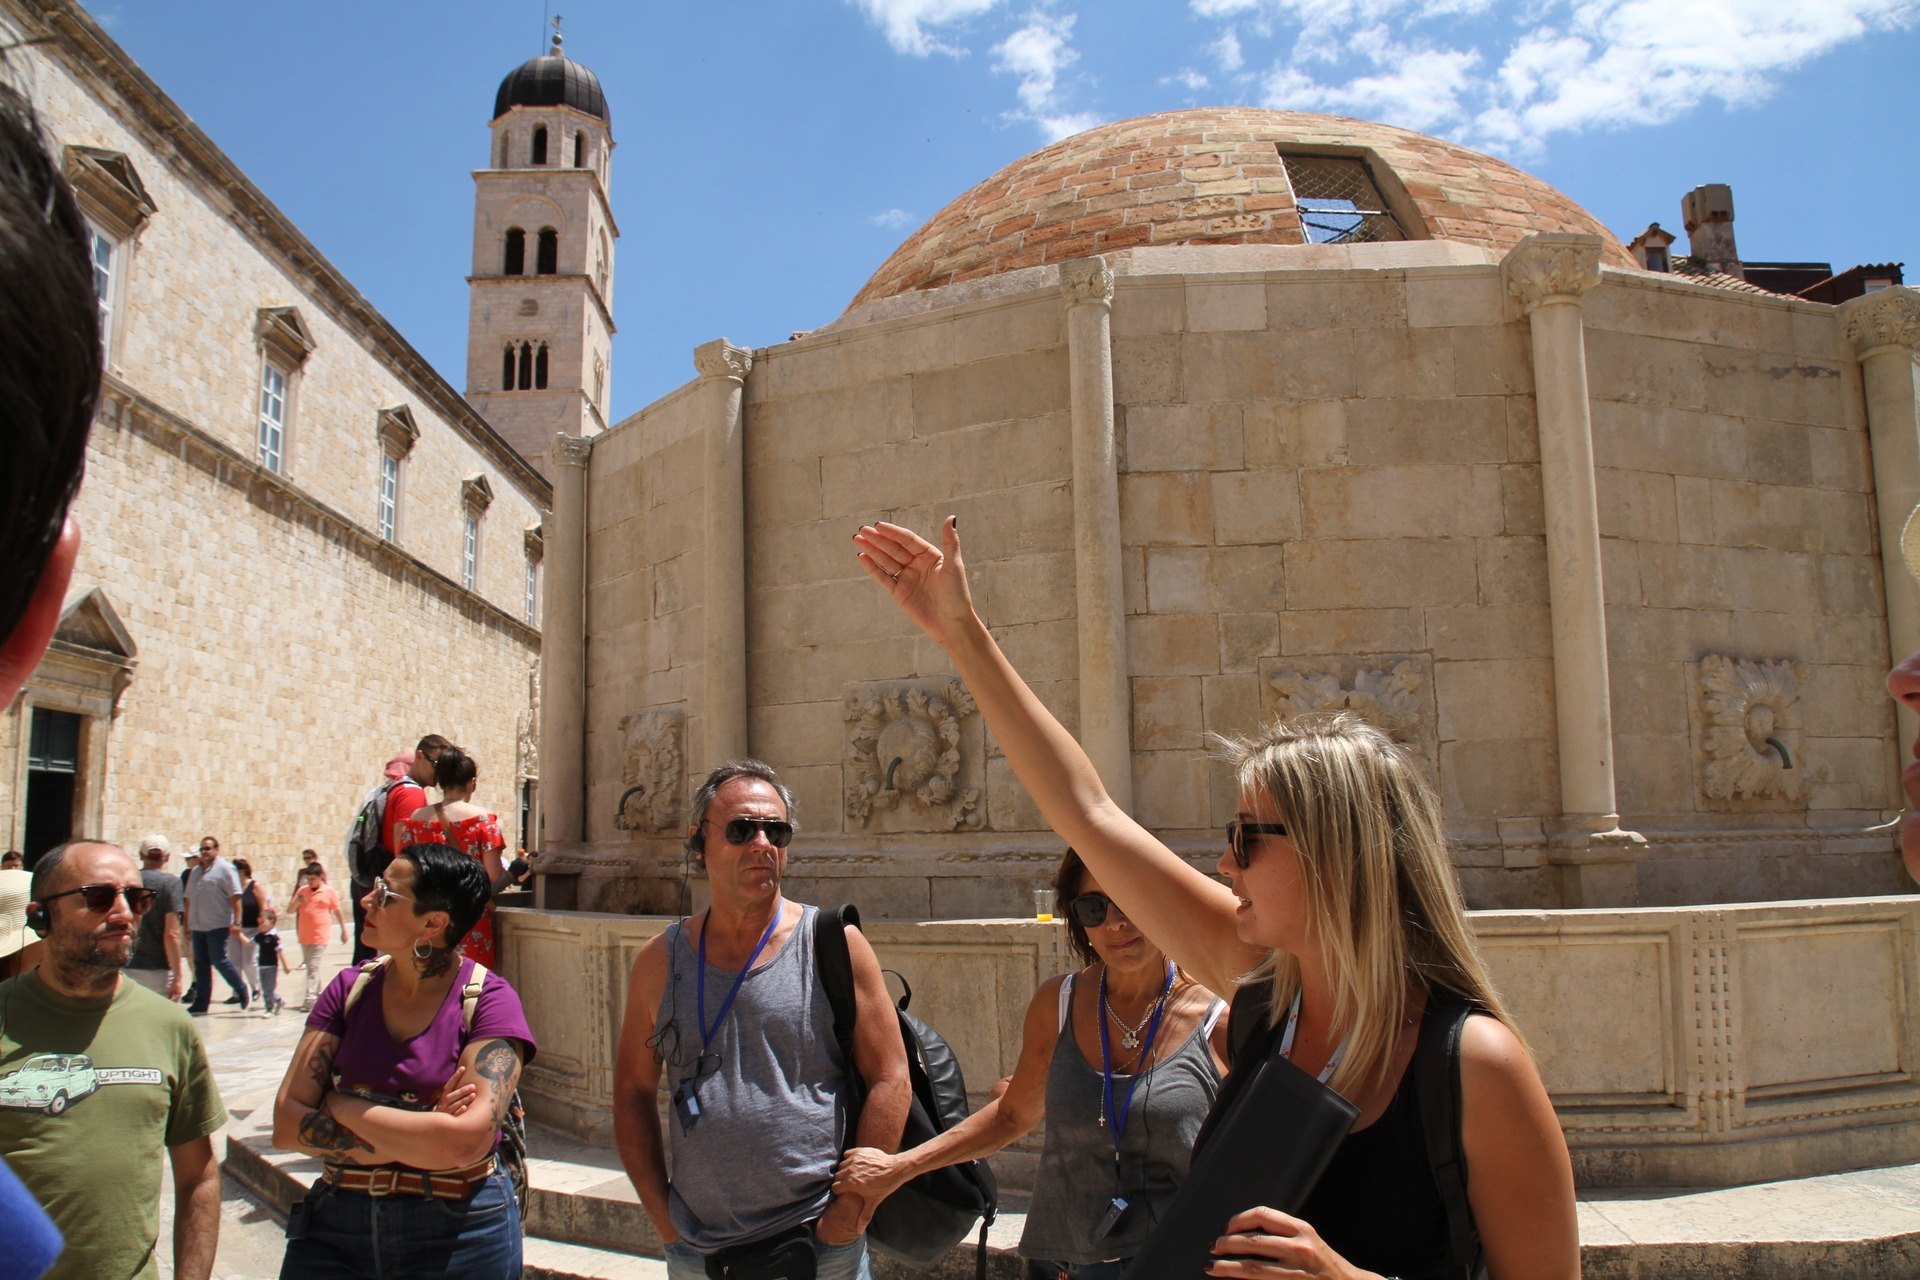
1033, 888, 1055, 922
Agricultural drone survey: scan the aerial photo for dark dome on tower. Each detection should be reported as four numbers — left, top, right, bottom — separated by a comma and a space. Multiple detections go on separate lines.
493, 36, 609, 124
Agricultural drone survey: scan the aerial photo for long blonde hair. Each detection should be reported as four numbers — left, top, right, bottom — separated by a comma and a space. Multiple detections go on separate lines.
1227, 712, 1512, 1100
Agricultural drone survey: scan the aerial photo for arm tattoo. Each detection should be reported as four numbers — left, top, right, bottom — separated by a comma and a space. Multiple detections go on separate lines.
297, 1108, 373, 1158
472, 1038, 522, 1127
305, 1041, 337, 1091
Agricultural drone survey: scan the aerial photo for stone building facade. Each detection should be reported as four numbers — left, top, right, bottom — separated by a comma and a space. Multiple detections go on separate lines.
0, 0, 549, 892
539, 109, 1918, 916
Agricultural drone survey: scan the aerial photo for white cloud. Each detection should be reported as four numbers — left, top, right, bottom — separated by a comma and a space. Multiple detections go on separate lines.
1169, 67, 1214, 89
850, 0, 1006, 56
1197, 0, 1919, 154
870, 208, 918, 228
992, 11, 1103, 140
1211, 26, 1246, 70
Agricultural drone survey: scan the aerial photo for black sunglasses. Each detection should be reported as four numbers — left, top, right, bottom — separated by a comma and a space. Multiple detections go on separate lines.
1067, 892, 1128, 928
42, 883, 157, 914
718, 816, 794, 848
1226, 819, 1288, 869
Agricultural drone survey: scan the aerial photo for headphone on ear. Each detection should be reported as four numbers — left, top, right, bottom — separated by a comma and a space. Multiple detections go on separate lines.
24, 902, 50, 937
685, 823, 705, 855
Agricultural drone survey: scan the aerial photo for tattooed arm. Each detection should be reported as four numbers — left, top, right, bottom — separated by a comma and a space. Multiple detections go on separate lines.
322, 1037, 525, 1170
272, 1029, 378, 1165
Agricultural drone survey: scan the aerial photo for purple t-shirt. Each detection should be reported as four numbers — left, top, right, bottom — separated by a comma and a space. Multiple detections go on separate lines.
307, 958, 536, 1109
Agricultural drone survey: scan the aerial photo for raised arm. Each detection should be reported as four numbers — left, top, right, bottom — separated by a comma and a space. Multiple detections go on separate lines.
854, 519, 1263, 995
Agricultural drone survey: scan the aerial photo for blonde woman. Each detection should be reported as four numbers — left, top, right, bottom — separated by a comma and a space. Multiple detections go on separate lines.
853, 519, 1577, 1280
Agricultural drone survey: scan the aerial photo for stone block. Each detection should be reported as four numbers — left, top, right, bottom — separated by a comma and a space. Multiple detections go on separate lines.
1637, 543, 1820, 613
1281, 608, 1421, 655
1818, 554, 1884, 617
1739, 924, 1903, 1087
1299, 465, 1503, 539
1796, 664, 1897, 739
1132, 675, 1205, 750
1708, 481, 1873, 556
743, 457, 824, 530
1439, 738, 1556, 820
995, 618, 1080, 682
1185, 280, 1268, 332
1500, 464, 1544, 536
911, 348, 1070, 437
747, 700, 844, 766
1700, 350, 1848, 428
1352, 326, 1455, 400
1125, 402, 1245, 472
743, 518, 856, 599
970, 550, 1079, 627
1451, 324, 1533, 396
895, 480, 1073, 562
1182, 329, 1354, 401
1611, 732, 1693, 815
1211, 469, 1301, 545
1807, 425, 1872, 492
1287, 539, 1478, 609
1264, 277, 1405, 330
1590, 402, 1748, 480
1127, 613, 1222, 676
1242, 400, 1349, 468
781, 764, 844, 836
1111, 279, 1185, 338
748, 636, 919, 705
1435, 658, 1554, 742
1112, 336, 1182, 404
1220, 612, 1281, 669
1345, 397, 1508, 466
747, 378, 913, 466
1741, 419, 1817, 487
1131, 750, 1212, 830
1596, 469, 1678, 543
1123, 547, 1147, 615
1119, 472, 1214, 546
986, 754, 1045, 831
1583, 329, 1711, 411
1607, 659, 1687, 736
1203, 671, 1266, 740
1424, 604, 1551, 660
1405, 272, 1504, 329
652, 550, 694, 617
1604, 538, 1644, 605
1674, 475, 1713, 544
1146, 547, 1210, 613
1207, 544, 1287, 612
820, 412, 1072, 518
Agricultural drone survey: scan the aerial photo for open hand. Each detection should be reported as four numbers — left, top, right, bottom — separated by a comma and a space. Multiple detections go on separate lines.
853, 518, 977, 648
832, 1145, 906, 1206
1207, 1207, 1366, 1280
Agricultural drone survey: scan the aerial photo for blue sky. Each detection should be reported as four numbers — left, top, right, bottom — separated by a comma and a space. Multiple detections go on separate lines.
95, 0, 1919, 423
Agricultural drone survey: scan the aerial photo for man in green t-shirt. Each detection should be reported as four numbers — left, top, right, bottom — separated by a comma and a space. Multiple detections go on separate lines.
0, 841, 227, 1280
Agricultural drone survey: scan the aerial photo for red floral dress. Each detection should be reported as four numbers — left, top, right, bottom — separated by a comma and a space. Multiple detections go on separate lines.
398, 810, 505, 967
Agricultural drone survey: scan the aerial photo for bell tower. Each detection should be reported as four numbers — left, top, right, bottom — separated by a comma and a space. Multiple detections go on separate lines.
466, 20, 616, 476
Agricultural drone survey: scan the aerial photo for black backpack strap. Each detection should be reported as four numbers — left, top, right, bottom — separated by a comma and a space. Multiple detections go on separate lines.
814, 904, 867, 1134
1226, 979, 1275, 1074
1415, 993, 1485, 1280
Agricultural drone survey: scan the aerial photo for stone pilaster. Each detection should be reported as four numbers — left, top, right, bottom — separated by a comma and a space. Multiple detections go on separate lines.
695, 338, 753, 770
1842, 287, 1920, 753
541, 432, 591, 848
1503, 234, 1645, 906
1060, 257, 1133, 812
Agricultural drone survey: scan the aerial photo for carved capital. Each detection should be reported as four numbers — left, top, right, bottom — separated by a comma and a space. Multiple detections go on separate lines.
693, 338, 753, 381
1841, 287, 1920, 357
551, 433, 592, 469
1502, 234, 1604, 313
1058, 256, 1114, 307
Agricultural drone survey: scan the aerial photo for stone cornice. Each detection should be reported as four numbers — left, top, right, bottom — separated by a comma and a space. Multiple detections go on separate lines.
19, 0, 551, 506
1058, 256, 1114, 307
693, 338, 753, 382
464, 271, 617, 335
1503, 233, 1605, 313
1841, 287, 1920, 357
96, 377, 540, 649
551, 433, 593, 469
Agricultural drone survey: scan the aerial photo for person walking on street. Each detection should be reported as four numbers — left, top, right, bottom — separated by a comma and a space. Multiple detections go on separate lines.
290, 865, 347, 1010
255, 908, 291, 1015
182, 836, 248, 1013
227, 858, 271, 1005
124, 835, 186, 1001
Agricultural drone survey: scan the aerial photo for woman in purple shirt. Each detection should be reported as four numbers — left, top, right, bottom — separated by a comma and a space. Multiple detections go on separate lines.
271, 842, 537, 1279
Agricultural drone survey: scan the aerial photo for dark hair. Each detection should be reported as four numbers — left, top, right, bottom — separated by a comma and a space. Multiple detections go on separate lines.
28, 839, 118, 903
300, 848, 316, 859
233, 858, 252, 878
199, 836, 220, 850
434, 744, 477, 791
687, 759, 798, 854
416, 733, 452, 754
397, 842, 489, 970
0, 84, 98, 641
1052, 848, 1097, 966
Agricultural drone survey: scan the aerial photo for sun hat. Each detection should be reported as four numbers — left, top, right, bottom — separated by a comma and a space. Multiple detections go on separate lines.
0, 868, 34, 960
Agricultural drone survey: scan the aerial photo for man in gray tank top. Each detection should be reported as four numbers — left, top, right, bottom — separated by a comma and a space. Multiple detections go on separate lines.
614, 760, 911, 1280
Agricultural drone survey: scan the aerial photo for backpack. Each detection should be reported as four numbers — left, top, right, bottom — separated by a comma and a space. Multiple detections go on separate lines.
815, 905, 997, 1278
345, 779, 405, 888
1215, 982, 1486, 1280
341, 956, 531, 1214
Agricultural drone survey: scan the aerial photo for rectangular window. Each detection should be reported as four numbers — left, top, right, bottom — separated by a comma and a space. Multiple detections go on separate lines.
523, 558, 539, 625
87, 224, 115, 364
1278, 152, 1406, 245
378, 453, 399, 540
463, 515, 479, 591
257, 359, 288, 473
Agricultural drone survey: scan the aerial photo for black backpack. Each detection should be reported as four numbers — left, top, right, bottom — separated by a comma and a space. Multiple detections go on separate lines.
345, 778, 404, 887
1213, 982, 1486, 1280
816, 905, 997, 1278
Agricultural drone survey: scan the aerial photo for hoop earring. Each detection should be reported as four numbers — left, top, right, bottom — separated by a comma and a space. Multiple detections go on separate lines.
412, 938, 434, 963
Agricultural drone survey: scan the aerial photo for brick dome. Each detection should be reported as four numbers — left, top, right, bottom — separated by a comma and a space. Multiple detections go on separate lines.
848, 108, 1632, 311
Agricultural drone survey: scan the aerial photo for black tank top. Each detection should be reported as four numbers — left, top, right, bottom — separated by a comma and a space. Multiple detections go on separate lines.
1296, 1059, 1454, 1280
239, 883, 260, 928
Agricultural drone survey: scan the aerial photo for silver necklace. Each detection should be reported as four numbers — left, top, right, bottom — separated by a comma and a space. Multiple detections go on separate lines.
1105, 967, 1173, 1051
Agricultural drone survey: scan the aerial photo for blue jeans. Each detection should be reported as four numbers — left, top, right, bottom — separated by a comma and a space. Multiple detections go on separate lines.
188, 928, 247, 1010
280, 1167, 521, 1279
665, 1231, 871, 1280
1025, 1261, 1130, 1280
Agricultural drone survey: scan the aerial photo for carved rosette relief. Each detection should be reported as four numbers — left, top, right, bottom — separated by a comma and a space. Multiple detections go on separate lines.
1697, 656, 1802, 805
845, 679, 985, 831
1262, 656, 1437, 773
551, 433, 592, 469
614, 708, 685, 835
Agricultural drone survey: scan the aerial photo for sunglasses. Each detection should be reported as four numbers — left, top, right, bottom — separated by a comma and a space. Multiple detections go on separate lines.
1067, 892, 1129, 928
42, 883, 157, 914
1226, 819, 1289, 869
715, 816, 795, 848
369, 876, 414, 910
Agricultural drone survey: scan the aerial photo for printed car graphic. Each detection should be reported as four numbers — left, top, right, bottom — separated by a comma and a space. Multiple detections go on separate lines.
0, 1053, 100, 1115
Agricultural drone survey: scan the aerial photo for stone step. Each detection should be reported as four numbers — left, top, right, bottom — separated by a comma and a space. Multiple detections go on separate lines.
226, 1102, 1920, 1280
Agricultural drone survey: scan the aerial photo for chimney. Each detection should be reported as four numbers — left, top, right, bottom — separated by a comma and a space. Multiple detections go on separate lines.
1682, 184, 1740, 278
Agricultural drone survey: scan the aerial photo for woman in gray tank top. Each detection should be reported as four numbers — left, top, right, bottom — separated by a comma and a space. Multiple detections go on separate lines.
834, 850, 1228, 1278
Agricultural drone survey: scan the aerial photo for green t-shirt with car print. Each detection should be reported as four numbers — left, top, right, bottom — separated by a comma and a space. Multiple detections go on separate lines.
0, 971, 226, 1280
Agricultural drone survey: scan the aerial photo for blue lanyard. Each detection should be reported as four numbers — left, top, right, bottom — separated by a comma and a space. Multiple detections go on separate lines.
695, 901, 781, 1051
1098, 960, 1175, 1170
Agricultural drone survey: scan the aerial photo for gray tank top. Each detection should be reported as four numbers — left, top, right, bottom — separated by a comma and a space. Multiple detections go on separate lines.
657, 903, 849, 1251
1019, 973, 1225, 1265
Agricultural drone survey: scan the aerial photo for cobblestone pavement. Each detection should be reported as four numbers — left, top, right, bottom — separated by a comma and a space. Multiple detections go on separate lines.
156, 939, 354, 1280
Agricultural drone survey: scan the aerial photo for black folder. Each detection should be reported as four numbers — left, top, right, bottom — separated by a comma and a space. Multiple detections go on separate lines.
1120, 1051, 1359, 1280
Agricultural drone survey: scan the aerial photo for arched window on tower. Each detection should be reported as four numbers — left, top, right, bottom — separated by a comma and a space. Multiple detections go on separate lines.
595, 228, 609, 294
536, 228, 558, 275
531, 127, 548, 166
501, 344, 516, 390
517, 342, 533, 391
534, 343, 550, 390
503, 227, 526, 276
573, 132, 585, 167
